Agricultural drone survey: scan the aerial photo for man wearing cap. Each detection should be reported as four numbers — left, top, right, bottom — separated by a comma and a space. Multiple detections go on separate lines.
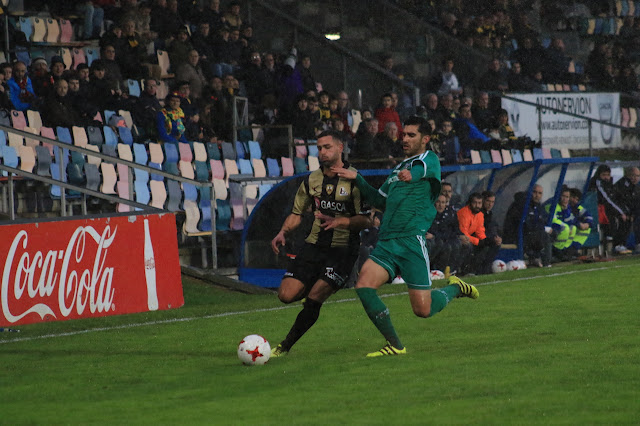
30, 57, 53, 97
50, 56, 66, 82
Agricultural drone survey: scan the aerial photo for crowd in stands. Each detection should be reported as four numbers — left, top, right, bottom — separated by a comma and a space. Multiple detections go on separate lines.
0, 0, 638, 271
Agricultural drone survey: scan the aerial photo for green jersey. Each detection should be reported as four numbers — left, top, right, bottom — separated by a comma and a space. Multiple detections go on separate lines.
355, 150, 441, 240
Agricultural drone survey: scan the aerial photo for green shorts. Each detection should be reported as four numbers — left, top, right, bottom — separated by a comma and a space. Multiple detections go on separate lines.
369, 235, 431, 289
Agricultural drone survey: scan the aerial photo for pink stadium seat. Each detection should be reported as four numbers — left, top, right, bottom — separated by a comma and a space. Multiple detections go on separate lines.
10, 110, 27, 129
72, 48, 86, 69
281, 157, 294, 176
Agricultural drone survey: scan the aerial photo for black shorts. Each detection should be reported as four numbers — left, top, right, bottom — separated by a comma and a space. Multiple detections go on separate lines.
284, 243, 358, 291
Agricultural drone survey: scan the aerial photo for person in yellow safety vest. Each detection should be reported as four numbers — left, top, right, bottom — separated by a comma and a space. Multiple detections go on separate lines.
546, 188, 573, 251
568, 188, 594, 248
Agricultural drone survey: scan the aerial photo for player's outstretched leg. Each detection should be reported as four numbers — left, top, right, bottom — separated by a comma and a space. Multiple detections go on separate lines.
271, 298, 323, 357
356, 287, 404, 351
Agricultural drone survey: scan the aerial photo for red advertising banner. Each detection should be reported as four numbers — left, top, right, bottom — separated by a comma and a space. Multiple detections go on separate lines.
0, 213, 184, 326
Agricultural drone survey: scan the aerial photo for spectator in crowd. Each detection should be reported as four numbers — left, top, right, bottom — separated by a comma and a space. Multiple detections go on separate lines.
223, 1, 242, 29
66, 72, 98, 126
420, 93, 441, 123
589, 165, 632, 254
0, 68, 12, 110
157, 92, 188, 144
441, 181, 462, 210
472, 91, 494, 132
169, 27, 193, 72
510, 36, 542, 78
133, 1, 157, 45
278, 52, 303, 117
227, 28, 247, 69
7, 61, 36, 111
477, 58, 508, 93
242, 50, 265, 104
426, 194, 470, 273
481, 190, 501, 242
544, 38, 572, 84
202, 76, 229, 138
454, 103, 491, 153
567, 188, 594, 251
1, 62, 12, 82
375, 92, 403, 135
191, 22, 217, 78
76, 63, 90, 87
298, 54, 317, 94
351, 117, 382, 167
495, 108, 517, 147
30, 57, 53, 98
503, 184, 552, 267
87, 60, 123, 111
335, 90, 353, 135
429, 57, 463, 96
376, 121, 403, 160
119, 19, 149, 79
41, 78, 79, 128
176, 49, 207, 100
76, 0, 105, 40
50, 56, 67, 83
436, 118, 461, 164
457, 192, 502, 275
201, 0, 225, 31
101, 45, 123, 87
437, 93, 457, 125
290, 94, 313, 140
614, 166, 640, 251
133, 78, 162, 139
507, 60, 539, 92
317, 90, 331, 121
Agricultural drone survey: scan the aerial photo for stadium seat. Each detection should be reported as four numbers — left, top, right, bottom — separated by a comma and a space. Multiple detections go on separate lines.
166, 180, 182, 211
148, 142, 164, 164
183, 199, 201, 234
308, 143, 318, 157
118, 110, 133, 129
60, 48, 72, 69
163, 143, 179, 175
0, 109, 10, 127
248, 141, 261, 159
235, 141, 247, 159
87, 126, 103, 147
127, 79, 141, 97
542, 148, 552, 159
199, 199, 212, 232
56, 127, 72, 144
45, 18, 60, 43
103, 126, 118, 146
8, 132, 23, 148
116, 180, 131, 212
72, 126, 88, 148
32, 17, 46, 42
224, 158, 239, 184
212, 178, 227, 200
532, 148, 544, 160
258, 184, 272, 200
522, 149, 533, 162
149, 180, 167, 209
501, 149, 512, 165
308, 155, 319, 171
17, 145, 35, 172
210, 159, 224, 180
117, 126, 133, 145
621, 108, 630, 127
39, 127, 55, 155
550, 148, 562, 159
629, 108, 638, 128
117, 143, 133, 162
85, 144, 101, 166
215, 199, 232, 230
294, 139, 307, 158
84, 163, 101, 191
23, 127, 39, 148
84, 47, 99, 66
19, 17, 33, 41
490, 149, 502, 164
178, 142, 193, 162
561, 148, 570, 158
206, 143, 221, 160
104, 110, 116, 124
100, 163, 117, 194
470, 150, 482, 164
281, 157, 294, 176
35, 145, 51, 176
221, 142, 236, 160
266, 157, 280, 177
480, 150, 492, 164
294, 157, 307, 174
59, 19, 73, 43
26, 110, 42, 131
238, 158, 253, 175
156, 50, 174, 78
510, 149, 523, 163
252, 158, 266, 178
10, 110, 27, 130
71, 48, 86, 69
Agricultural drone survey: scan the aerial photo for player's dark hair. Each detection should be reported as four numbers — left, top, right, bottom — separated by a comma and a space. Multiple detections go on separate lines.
467, 192, 482, 205
403, 116, 432, 136
317, 129, 346, 145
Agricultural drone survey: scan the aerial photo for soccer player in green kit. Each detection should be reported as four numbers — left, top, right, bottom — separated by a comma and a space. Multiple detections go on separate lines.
332, 116, 479, 357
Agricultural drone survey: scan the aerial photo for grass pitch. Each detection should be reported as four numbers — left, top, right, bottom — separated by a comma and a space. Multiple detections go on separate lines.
2, 258, 639, 424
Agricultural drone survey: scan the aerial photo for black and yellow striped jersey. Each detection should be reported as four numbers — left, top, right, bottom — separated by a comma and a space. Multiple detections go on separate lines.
292, 164, 369, 249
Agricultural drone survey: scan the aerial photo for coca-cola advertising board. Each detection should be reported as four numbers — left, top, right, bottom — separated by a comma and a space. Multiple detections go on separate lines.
0, 213, 184, 326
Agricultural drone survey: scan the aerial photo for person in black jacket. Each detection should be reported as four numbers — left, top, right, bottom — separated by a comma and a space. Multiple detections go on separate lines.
503, 185, 553, 267
426, 194, 470, 273
41, 78, 79, 128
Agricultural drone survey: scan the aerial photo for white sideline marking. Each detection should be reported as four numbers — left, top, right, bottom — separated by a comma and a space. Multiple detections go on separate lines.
0, 263, 633, 345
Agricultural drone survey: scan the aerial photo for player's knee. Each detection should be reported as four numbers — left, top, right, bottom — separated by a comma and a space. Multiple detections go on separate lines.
277, 290, 297, 304
412, 305, 431, 318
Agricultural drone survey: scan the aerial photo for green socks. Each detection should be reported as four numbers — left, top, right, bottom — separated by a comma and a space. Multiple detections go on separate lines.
428, 285, 459, 317
356, 287, 403, 349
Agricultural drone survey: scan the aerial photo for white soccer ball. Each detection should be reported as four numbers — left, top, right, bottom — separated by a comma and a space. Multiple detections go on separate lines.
237, 334, 271, 365
507, 260, 526, 271
492, 259, 507, 273
430, 269, 445, 280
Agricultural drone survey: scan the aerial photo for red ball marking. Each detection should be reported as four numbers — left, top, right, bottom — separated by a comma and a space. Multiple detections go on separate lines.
246, 346, 263, 362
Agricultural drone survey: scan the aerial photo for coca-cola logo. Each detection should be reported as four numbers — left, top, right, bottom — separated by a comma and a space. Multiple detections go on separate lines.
2, 226, 117, 323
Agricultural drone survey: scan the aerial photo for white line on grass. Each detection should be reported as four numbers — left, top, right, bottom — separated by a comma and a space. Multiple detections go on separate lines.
0, 263, 633, 345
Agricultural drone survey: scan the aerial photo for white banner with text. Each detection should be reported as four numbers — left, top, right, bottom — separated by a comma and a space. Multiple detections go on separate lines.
502, 92, 621, 149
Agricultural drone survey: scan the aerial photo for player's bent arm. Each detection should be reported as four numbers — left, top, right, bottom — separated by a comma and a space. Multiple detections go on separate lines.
355, 174, 386, 209
271, 213, 302, 254
348, 214, 373, 231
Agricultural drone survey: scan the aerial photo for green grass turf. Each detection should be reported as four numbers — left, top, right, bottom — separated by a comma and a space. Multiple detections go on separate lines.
2, 258, 639, 424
